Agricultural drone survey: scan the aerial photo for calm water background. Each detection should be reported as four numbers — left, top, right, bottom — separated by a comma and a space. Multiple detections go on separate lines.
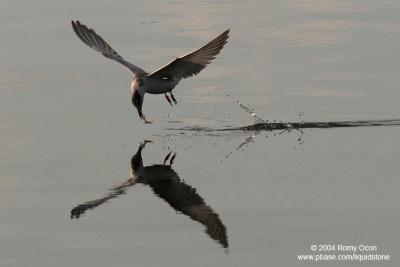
1, 0, 400, 266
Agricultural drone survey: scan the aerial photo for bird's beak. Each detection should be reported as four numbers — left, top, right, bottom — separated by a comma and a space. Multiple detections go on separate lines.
141, 114, 152, 124
132, 91, 152, 123
136, 105, 151, 123
139, 140, 153, 150
137, 107, 144, 119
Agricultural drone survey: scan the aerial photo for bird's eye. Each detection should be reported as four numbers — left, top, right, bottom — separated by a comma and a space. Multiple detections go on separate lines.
162, 77, 170, 80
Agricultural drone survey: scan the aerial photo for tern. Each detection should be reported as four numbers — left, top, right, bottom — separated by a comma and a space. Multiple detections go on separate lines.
71, 20, 230, 123
70, 141, 228, 248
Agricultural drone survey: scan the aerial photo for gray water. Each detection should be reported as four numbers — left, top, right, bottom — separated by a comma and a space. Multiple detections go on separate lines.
1, 0, 400, 266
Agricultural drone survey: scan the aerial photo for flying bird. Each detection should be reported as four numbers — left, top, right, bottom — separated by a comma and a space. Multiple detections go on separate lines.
71, 20, 229, 123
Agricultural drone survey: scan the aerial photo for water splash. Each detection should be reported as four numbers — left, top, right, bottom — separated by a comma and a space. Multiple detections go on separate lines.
227, 94, 267, 124
298, 112, 305, 125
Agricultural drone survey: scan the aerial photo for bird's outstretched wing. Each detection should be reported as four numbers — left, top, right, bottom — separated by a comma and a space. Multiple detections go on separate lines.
148, 174, 229, 248
148, 30, 229, 80
70, 177, 138, 219
71, 20, 147, 75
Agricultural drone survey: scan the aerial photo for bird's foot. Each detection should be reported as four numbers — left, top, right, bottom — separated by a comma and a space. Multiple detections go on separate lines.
169, 152, 177, 165
165, 93, 173, 106
163, 151, 177, 165
163, 151, 172, 165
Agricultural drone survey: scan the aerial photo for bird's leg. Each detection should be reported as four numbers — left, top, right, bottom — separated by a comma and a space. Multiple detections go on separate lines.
169, 153, 177, 165
163, 151, 172, 165
170, 91, 177, 105
165, 93, 173, 106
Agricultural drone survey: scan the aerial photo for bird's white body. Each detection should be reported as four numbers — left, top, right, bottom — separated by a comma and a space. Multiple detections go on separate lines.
131, 76, 180, 95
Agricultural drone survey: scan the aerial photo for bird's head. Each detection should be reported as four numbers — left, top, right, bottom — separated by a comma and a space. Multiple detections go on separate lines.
132, 89, 144, 119
131, 76, 151, 123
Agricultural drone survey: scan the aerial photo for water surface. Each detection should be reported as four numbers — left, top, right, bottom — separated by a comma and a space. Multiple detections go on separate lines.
1, 0, 400, 266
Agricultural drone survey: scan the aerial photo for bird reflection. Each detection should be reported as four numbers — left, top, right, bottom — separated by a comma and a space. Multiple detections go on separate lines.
71, 141, 228, 248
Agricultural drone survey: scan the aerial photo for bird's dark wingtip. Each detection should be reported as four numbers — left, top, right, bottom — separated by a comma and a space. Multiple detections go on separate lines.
71, 20, 81, 29
221, 29, 230, 41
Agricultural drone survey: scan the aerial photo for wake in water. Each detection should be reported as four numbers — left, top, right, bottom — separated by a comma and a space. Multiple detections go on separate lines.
223, 119, 400, 131
171, 95, 400, 132
165, 97, 400, 162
